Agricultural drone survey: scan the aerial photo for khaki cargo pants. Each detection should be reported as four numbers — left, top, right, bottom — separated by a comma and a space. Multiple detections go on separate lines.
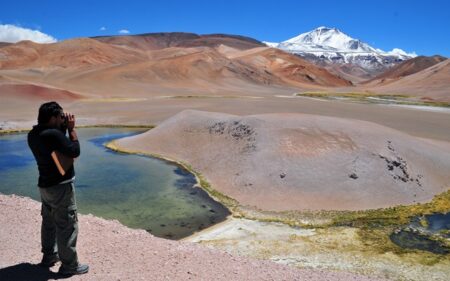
39, 182, 79, 268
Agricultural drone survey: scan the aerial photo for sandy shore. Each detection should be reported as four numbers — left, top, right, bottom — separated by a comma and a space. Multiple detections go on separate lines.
0, 194, 387, 281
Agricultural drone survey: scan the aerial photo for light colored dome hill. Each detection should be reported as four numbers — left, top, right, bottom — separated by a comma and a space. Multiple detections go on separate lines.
116, 110, 450, 211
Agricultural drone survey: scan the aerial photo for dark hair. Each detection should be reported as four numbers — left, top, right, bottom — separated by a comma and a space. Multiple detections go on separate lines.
38, 101, 63, 125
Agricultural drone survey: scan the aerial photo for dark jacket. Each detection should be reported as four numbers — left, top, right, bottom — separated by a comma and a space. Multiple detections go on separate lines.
27, 125, 80, 187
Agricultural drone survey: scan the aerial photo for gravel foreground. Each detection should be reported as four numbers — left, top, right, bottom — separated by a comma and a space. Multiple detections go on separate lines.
0, 194, 387, 281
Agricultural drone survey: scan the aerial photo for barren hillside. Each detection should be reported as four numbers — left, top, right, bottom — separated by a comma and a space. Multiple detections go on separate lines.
364, 55, 447, 85
366, 59, 450, 101
0, 33, 351, 100
114, 110, 450, 211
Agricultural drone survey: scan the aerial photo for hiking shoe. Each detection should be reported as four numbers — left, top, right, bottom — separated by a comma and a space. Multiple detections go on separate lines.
58, 264, 89, 276
39, 254, 60, 267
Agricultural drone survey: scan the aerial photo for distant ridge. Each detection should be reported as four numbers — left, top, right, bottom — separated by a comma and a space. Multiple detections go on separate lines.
0, 42, 12, 48
92, 32, 265, 51
92, 32, 262, 44
365, 55, 447, 84
366, 59, 450, 101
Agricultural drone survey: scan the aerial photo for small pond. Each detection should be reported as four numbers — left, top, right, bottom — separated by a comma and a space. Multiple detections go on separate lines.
0, 127, 230, 239
389, 212, 450, 254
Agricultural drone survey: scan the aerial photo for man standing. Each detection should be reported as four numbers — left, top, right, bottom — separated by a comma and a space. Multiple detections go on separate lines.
27, 101, 89, 276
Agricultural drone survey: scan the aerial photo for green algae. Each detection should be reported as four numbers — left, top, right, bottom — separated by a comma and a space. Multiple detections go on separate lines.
0, 128, 31, 134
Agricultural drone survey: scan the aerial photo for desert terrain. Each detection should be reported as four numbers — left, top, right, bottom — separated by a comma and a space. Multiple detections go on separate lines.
1, 32, 449, 280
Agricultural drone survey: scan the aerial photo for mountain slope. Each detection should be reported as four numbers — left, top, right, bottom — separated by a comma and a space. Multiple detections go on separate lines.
0, 33, 351, 98
364, 55, 447, 84
0, 82, 83, 101
0, 42, 12, 48
234, 47, 352, 87
92, 32, 265, 51
0, 38, 146, 69
367, 59, 450, 101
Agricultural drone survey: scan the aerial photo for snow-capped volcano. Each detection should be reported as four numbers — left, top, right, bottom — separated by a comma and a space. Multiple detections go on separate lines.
265, 27, 416, 73
281, 26, 378, 53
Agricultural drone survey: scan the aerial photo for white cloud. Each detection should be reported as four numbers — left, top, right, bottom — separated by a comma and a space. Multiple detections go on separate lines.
0, 24, 57, 43
100, 26, 107, 31
118, 29, 130, 34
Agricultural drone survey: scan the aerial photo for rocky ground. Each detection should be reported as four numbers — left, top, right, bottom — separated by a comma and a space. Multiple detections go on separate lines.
0, 194, 386, 281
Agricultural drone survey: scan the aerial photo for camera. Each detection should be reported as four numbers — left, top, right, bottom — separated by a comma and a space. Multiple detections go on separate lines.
60, 113, 68, 132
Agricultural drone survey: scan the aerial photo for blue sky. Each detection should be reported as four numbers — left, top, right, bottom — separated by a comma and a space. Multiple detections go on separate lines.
1, 0, 449, 56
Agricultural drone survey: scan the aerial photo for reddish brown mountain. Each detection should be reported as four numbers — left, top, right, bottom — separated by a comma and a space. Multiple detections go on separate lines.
0, 42, 12, 48
364, 55, 447, 85
0, 38, 145, 69
366, 59, 450, 101
325, 63, 378, 84
92, 32, 265, 51
0, 33, 351, 98
0, 83, 83, 101
234, 47, 352, 87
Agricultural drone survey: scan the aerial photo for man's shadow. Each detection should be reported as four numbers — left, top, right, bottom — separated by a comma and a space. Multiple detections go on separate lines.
0, 263, 68, 281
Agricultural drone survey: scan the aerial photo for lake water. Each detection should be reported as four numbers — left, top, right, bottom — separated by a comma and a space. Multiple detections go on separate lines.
0, 127, 230, 239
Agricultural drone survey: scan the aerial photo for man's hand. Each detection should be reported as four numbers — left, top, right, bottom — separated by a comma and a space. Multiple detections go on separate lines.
65, 112, 75, 131
64, 112, 78, 141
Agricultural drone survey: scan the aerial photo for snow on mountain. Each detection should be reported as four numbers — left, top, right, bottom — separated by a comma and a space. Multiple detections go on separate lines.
264, 27, 417, 71
281, 26, 378, 53
385, 48, 417, 57
263, 41, 279, 48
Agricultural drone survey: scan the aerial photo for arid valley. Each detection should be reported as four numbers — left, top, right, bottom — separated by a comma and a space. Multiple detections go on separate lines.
1, 25, 449, 281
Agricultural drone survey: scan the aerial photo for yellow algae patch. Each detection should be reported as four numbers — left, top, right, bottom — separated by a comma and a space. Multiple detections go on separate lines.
325, 189, 450, 228
232, 189, 450, 229
0, 128, 30, 134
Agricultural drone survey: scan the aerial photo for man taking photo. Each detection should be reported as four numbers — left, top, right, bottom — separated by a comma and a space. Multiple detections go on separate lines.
27, 101, 89, 276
